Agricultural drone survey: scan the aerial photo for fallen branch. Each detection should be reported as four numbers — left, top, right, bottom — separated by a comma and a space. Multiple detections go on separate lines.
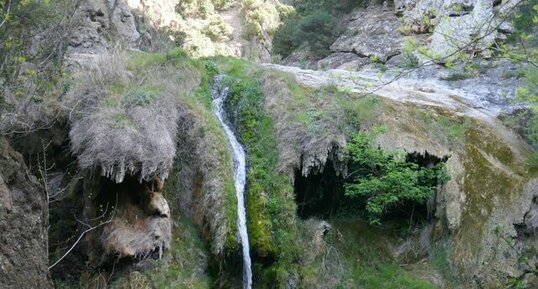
49, 195, 118, 270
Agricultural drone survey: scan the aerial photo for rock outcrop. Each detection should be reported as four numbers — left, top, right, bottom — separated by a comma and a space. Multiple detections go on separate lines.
69, 0, 141, 55
330, 7, 404, 63
315, 0, 519, 70
0, 138, 52, 289
263, 63, 537, 287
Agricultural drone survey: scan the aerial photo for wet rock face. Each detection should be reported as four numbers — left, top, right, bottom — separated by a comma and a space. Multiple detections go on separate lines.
0, 138, 52, 289
86, 176, 171, 268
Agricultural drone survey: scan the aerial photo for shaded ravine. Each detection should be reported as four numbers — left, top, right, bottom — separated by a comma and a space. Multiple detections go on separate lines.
212, 75, 253, 289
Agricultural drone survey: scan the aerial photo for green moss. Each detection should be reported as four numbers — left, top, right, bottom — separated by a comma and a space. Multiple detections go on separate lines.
354, 264, 436, 289
456, 125, 526, 256
305, 220, 439, 289
216, 61, 300, 286
414, 109, 471, 148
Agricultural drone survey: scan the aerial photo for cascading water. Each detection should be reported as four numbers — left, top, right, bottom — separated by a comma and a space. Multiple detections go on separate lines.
211, 75, 252, 289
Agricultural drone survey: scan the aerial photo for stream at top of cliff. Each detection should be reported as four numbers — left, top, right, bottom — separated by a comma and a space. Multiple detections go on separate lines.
212, 74, 252, 289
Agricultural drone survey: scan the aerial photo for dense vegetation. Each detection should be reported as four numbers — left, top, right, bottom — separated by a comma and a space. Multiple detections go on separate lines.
509, 1, 538, 148
0, 0, 74, 135
345, 129, 448, 225
272, 0, 364, 59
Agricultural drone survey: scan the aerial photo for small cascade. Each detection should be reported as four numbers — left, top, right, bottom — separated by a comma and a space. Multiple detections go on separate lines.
211, 75, 252, 289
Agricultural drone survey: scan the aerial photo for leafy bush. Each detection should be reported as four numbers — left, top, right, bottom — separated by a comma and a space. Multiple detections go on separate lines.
242, 0, 282, 40
272, 0, 366, 59
175, 0, 214, 18
124, 87, 157, 106
203, 16, 233, 41
272, 18, 299, 57
344, 130, 448, 224
212, 0, 234, 10
400, 38, 420, 68
294, 11, 339, 58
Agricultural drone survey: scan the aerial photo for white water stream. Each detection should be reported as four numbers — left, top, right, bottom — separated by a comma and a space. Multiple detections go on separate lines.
211, 75, 252, 289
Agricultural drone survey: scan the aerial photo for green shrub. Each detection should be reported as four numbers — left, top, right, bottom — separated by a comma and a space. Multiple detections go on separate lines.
401, 38, 419, 68
273, 11, 339, 59
344, 130, 448, 224
272, 0, 366, 59
212, 0, 234, 10
293, 11, 339, 58
242, 0, 282, 40
175, 0, 214, 18
124, 87, 157, 106
272, 17, 299, 57
203, 16, 233, 41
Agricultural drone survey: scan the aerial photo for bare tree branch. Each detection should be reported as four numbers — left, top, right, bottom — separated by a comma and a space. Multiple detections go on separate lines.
0, 0, 12, 30
48, 195, 118, 270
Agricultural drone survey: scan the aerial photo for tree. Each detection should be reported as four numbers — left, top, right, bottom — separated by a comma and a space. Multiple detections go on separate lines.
0, 0, 75, 135
344, 130, 448, 225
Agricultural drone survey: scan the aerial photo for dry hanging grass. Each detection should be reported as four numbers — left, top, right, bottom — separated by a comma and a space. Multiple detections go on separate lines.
68, 50, 179, 183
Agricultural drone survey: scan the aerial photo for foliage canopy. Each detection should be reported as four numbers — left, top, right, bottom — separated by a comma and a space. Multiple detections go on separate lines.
344, 130, 448, 224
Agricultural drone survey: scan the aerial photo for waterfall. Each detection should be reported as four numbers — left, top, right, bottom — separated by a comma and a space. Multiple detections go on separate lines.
211, 75, 253, 289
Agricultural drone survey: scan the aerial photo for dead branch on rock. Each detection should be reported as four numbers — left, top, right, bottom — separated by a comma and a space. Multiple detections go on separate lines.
48, 195, 118, 270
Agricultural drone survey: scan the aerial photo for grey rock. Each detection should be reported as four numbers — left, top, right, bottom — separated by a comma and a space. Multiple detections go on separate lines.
330, 7, 404, 62
444, 0, 475, 16
317, 52, 370, 71
397, 0, 444, 33
68, 0, 140, 55
429, 0, 496, 61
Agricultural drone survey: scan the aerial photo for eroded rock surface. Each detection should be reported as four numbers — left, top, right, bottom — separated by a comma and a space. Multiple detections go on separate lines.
0, 138, 52, 289
330, 7, 404, 62
69, 0, 140, 55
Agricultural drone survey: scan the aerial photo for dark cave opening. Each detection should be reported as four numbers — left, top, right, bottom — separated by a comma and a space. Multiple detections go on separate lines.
294, 152, 448, 223
294, 160, 349, 219
405, 151, 449, 169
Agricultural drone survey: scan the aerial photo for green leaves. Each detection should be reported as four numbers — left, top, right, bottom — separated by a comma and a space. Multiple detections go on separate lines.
272, 3, 343, 59
344, 131, 447, 224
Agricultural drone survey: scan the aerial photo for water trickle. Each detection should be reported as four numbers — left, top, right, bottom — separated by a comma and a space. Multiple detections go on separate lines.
211, 75, 252, 289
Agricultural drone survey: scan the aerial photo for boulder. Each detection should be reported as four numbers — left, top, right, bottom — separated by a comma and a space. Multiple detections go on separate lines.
429, 0, 496, 61
330, 7, 404, 62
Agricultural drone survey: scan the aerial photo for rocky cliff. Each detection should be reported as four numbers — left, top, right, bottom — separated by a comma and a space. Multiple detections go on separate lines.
0, 138, 52, 289
0, 0, 536, 288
